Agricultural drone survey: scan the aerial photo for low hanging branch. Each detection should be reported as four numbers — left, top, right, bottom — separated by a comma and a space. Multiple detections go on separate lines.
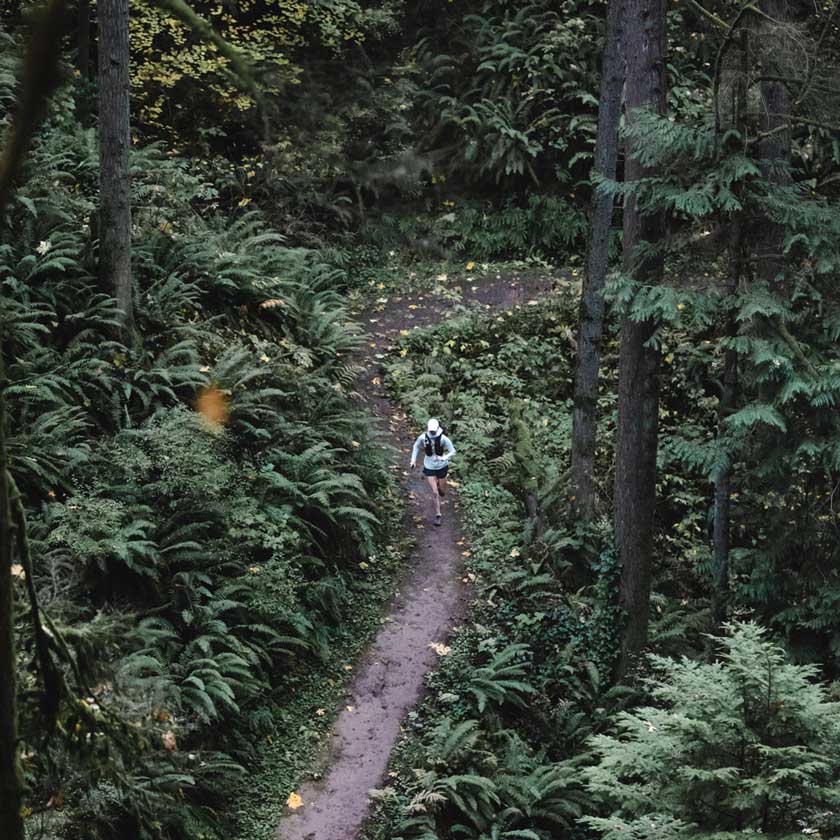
151, 0, 267, 134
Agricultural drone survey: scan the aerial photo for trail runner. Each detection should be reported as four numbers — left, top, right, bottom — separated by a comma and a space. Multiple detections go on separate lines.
410, 418, 455, 526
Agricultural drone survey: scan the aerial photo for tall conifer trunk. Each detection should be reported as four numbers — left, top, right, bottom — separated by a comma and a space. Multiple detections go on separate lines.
712, 31, 748, 631
613, 0, 667, 679
570, 0, 625, 522
756, 0, 791, 286
97, 0, 133, 330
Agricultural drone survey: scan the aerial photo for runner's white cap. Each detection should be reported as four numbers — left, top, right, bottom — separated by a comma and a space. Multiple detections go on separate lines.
427, 418, 441, 434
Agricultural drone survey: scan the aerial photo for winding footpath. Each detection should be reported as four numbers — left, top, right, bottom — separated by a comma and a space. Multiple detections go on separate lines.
276, 272, 553, 840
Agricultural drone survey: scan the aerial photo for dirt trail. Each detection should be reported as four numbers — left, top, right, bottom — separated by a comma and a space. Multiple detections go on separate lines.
275, 272, 554, 840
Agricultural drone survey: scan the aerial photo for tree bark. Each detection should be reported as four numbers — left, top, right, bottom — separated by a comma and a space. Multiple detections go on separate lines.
97, 0, 133, 331
712, 239, 741, 630
756, 0, 791, 284
711, 30, 749, 632
570, 0, 625, 522
613, 0, 667, 680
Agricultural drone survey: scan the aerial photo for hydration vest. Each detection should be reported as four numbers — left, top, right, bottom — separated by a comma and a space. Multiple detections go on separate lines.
424, 430, 446, 457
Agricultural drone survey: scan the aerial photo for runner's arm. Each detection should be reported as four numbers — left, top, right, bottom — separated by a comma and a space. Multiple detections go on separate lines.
441, 435, 456, 461
410, 435, 423, 468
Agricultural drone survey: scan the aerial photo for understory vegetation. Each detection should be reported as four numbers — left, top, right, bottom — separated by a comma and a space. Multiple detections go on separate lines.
1, 33, 405, 839
5, 0, 840, 838
364, 283, 840, 839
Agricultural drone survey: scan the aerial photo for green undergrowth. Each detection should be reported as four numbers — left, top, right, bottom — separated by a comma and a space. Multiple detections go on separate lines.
3, 67, 410, 840
361, 263, 840, 838
232, 527, 409, 840
360, 287, 631, 840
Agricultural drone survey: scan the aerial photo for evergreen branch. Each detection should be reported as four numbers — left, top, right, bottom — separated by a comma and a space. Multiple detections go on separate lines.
769, 317, 819, 379
792, 0, 840, 113
682, 0, 729, 31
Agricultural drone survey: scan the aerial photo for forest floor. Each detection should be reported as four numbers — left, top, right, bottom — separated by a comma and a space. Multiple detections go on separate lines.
274, 268, 554, 840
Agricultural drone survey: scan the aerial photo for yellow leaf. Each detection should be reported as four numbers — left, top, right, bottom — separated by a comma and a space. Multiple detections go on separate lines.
465, 261, 475, 270
400, 348, 409, 357
287, 792, 303, 810
351, 440, 361, 448
315, 708, 326, 717
238, 197, 251, 207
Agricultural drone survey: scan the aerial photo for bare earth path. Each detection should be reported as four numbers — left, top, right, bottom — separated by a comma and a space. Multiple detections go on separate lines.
276, 271, 554, 840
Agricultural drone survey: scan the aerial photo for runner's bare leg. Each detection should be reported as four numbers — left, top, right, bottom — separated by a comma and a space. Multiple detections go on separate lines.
426, 475, 441, 517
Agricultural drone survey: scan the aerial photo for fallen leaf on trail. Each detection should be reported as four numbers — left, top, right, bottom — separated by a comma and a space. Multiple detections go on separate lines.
346, 705, 355, 712
428, 642, 451, 656
315, 708, 326, 717
343, 664, 353, 671
287, 792, 303, 810
371, 377, 381, 386
400, 348, 409, 357
399, 329, 409, 336
461, 550, 472, 557
408, 304, 419, 310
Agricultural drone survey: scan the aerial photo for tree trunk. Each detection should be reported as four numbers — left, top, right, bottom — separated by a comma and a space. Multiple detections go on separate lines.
0, 350, 24, 840
570, 0, 625, 522
613, 0, 667, 680
756, 0, 791, 284
712, 250, 740, 630
711, 31, 749, 632
97, 0, 133, 331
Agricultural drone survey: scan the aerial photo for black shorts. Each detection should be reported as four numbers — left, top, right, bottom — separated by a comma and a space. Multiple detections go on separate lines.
423, 464, 449, 479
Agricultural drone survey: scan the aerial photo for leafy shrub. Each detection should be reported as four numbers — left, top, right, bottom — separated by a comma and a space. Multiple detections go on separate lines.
583, 623, 840, 839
